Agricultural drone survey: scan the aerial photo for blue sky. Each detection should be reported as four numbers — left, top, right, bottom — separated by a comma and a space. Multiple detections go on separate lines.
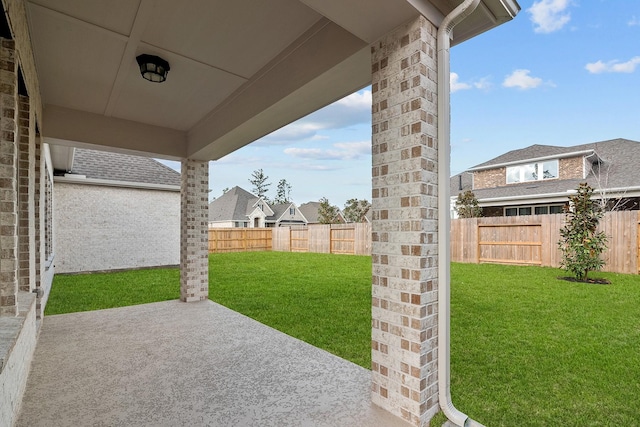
167, 0, 640, 208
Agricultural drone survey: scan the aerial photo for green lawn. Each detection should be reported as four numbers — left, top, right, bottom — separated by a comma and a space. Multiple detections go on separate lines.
47, 252, 640, 426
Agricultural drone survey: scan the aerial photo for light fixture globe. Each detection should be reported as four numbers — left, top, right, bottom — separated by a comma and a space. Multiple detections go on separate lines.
136, 54, 170, 83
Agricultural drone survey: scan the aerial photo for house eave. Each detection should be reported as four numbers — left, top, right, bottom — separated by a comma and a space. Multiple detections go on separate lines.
469, 186, 640, 207
468, 149, 597, 172
54, 175, 180, 192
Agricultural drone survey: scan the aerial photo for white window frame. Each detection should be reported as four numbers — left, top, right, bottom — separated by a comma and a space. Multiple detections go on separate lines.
506, 160, 559, 184
503, 204, 564, 216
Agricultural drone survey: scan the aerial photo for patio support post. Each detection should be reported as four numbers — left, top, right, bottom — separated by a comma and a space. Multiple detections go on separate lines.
371, 16, 440, 426
0, 38, 19, 316
17, 93, 35, 294
179, 159, 209, 302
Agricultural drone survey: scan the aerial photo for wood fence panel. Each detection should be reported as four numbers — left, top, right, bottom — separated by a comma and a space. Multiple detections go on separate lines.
330, 225, 355, 254
451, 211, 638, 274
272, 227, 290, 252
308, 225, 330, 253
208, 228, 272, 253
354, 223, 372, 255
290, 227, 309, 252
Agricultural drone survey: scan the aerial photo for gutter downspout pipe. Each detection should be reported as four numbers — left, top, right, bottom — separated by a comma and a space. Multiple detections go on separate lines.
436, 1, 483, 426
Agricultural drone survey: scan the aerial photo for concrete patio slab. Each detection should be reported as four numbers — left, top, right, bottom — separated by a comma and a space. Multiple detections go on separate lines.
16, 300, 412, 427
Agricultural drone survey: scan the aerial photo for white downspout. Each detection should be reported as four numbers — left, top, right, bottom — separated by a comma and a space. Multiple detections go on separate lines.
437, 1, 483, 426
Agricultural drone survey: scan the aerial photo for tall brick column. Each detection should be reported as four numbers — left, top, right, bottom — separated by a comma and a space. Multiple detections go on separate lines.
371, 16, 440, 426
180, 159, 209, 302
0, 39, 18, 316
17, 94, 33, 293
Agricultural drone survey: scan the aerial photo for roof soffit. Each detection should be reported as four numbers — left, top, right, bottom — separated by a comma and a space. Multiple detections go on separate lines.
24, 0, 519, 161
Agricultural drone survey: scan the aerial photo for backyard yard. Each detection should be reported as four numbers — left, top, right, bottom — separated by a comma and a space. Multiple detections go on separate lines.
47, 252, 640, 426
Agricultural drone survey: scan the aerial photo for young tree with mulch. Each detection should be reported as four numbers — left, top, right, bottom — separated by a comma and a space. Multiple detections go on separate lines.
558, 183, 608, 282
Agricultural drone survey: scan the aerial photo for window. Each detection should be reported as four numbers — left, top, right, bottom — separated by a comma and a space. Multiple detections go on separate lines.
506, 160, 559, 184
289, 207, 295, 215
504, 204, 564, 216
535, 206, 548, 215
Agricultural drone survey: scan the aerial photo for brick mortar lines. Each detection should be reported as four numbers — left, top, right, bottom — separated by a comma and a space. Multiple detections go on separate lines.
371, 15, 440, 426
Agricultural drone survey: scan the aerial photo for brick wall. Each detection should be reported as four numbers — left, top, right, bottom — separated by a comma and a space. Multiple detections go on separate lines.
53, 183, 180, 273
371, 15, 440, 426
473, 167, 505, 189
559, 156, 584, 179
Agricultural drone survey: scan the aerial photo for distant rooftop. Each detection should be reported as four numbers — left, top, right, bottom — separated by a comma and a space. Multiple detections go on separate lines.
69, 148, 180, 186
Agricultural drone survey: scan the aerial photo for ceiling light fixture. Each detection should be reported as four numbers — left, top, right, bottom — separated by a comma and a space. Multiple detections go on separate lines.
136, 54, 170, 83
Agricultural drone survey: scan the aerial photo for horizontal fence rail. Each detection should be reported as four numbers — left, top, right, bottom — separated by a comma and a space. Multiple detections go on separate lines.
208, 228, 272, 253
451, 211, 639, 274
209, 212, 639, 274
208, 224, 372, 255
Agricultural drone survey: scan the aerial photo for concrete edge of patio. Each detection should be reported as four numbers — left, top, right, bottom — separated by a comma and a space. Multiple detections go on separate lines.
16, 299, 414, 427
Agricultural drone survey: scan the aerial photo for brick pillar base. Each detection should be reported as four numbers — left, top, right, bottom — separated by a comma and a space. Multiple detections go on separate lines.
371, 15, 440, 427
180, 159, 209, 302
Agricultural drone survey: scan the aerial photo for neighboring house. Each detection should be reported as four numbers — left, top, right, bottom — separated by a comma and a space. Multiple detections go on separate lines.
53, 148, 181, 273
298, 201, 346, 224
451, 138, 640, 217
209, 186, 306, 228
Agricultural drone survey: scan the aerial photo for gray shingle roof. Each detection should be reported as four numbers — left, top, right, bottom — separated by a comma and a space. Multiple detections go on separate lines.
209, 186, 259, 222
298, 201, 321, 223
70, 148, 180, 186
454, 138, 640, 201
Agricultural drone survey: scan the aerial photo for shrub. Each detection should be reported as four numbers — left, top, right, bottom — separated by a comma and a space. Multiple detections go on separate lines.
558, 183, 608, 281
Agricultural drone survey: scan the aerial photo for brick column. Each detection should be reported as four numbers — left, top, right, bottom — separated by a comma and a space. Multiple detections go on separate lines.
180, 159, 209, 302
34, 135, 43, 317
17, 94, 32, 292
371, 16, 440, 426
0, 38, 18, 316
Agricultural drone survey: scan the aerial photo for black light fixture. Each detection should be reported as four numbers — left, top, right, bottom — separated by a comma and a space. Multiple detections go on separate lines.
136, 54, 170, 83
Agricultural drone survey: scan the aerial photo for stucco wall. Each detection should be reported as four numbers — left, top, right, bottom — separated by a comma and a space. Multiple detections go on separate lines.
54, 183, 180, 273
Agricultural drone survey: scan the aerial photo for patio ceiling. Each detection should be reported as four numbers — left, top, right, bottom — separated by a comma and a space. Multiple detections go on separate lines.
24, 0, 518, 167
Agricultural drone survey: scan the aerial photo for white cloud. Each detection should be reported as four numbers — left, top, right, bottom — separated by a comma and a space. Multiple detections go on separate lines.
451, 73, 492, 93
502, 69, 544, 90
284, 141, 370, 161
585, 56, 640, 74
451, 72, 471, 92
629, 16, 640, 27
527, 0, 572, 34
256, 89, 371, 146
473, 77, 492, 90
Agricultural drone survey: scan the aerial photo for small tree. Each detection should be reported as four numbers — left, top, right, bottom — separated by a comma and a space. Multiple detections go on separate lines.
318, 197, 341, 224
249, 169, 271, 199
558, 183, 608, 281
274, 179, 292, 204
454, 190, 483, 218
343, 198, 371, 223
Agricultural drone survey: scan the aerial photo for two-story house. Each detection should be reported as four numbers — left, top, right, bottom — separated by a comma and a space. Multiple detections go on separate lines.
452, 138, 640, 217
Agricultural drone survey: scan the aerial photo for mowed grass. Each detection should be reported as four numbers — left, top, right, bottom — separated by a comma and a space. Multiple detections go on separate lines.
47, 252, 640, 425
208, 251, 372, 368
45, 267, 180, 315
450, 263, 640, 426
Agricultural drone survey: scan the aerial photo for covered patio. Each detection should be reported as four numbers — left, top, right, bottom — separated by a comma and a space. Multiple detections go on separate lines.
16, 300, 410, 427
0, 0, 519, 426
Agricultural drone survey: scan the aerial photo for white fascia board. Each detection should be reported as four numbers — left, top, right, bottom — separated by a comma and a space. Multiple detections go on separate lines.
468, 149, 596, 172
54, 175, 180, 192
477, 187, 640, 207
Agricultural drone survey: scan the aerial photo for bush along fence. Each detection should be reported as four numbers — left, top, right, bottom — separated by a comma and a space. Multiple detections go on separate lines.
208, 223, 372, 255
450, 211, 639, 274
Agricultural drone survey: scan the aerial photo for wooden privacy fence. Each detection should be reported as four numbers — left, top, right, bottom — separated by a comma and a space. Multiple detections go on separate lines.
272, 223, 372, 255
451, 211, 640, 274
208, 228, 272, 253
